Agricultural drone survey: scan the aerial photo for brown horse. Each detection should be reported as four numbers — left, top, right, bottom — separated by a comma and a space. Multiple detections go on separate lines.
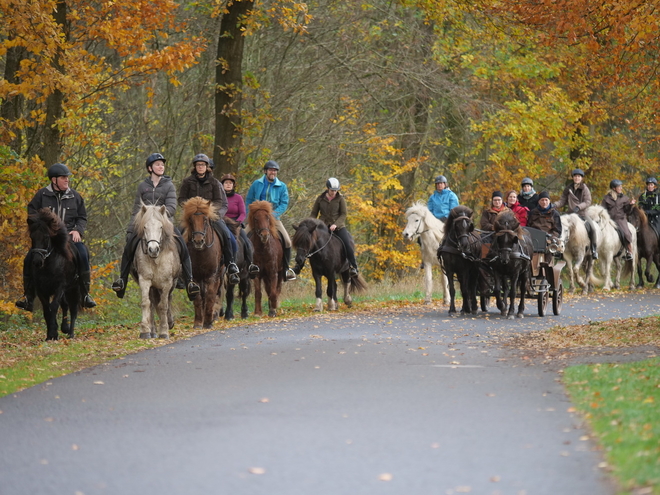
247, 201, 283, 317
181, 197, 224, 329
628, 207, 660, 288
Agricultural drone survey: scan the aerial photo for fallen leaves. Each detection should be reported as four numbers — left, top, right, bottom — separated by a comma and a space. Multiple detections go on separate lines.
248, 467, 265, 475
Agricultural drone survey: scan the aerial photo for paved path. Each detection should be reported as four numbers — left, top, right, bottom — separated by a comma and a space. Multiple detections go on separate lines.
1, 293, 659, 495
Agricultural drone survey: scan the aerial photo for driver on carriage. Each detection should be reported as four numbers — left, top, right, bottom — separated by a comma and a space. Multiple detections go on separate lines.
178, 153, 251, 285
553, 168, 599, 259
602, 179, 635, 261
480, 191, 509, 231
527, 191, 562, 268
428, 175, 459, 222
245, 160, 297, 281
638, 177, 660, 231
111, 153, 201, 300
15, 163, 97, 311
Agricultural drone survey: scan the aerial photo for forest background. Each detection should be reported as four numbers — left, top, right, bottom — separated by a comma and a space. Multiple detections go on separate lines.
1, 0, 660, 313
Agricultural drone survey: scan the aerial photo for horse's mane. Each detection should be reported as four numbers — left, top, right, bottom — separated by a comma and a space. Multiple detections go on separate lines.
133, 203, 175, 246
181, 197, 219, 224
405, 201, 445, 244
248, 200, 278, 238
292, 218, 326, 247
493, 209, 522, 234
29, 208, 74, 260
586, 204, 618, 230
630, 206, 648, 228
445, 205, 473, 234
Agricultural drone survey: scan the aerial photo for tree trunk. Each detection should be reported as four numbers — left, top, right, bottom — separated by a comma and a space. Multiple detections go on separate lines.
1, 43, 27, 154
214, 0, 254, 176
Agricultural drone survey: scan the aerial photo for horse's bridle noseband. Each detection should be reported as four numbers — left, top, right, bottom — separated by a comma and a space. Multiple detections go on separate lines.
191, 212, 215, 248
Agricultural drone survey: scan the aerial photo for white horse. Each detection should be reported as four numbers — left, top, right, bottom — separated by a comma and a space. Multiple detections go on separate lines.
403, 201, 450, 305
559, 213, 598, 293
132, 204, 181, 339
585, 205, 637, 291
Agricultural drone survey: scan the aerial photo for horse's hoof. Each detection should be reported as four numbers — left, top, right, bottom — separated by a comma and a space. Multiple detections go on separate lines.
655, 284, 660, 289
139, 332, 151, 339
648, 275, 654, 283
158, 333, 169, 339
516, 313, 524, 319
193, 324, 202, 329
507, 315, 515, 320
268, 310, 277, 317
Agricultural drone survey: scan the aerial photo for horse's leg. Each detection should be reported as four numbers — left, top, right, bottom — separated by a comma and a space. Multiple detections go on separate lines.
254, 276, 263, 317
155, 287, 170, 339
68, 297, 78, 339
629, 246, 637, 291
192, 281, 205, 329
423, 263, 433, 304
516, 269, 526, 318
327, 274, 337, 311
459, 270, 470, 314
240, 278, 250, 318
224, 277, 235, 322
60, 298, 70, 337
441, 269, 450, 306
150, 286, 161, 338
167, 288, 175, 330
139, 280, 153, 339
342, 272, 353, 308
267, 277, 278, 317
447, 268, 457, 314
42, 295, 59, 341
601, 257, 613, 290
314, 271, 323, 311
613, 257, 622, 290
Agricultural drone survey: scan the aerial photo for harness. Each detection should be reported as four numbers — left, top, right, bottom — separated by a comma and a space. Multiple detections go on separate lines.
488, 229, 531, 263
438, 214, 480, 262
191, 212, 216, 248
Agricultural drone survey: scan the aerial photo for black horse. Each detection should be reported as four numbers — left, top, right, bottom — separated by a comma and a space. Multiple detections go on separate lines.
437, 206, 482, 314
222, 217, 252, 319
487, 210, 533, 319
27, 208, 82, 340
292, 218, 366, 311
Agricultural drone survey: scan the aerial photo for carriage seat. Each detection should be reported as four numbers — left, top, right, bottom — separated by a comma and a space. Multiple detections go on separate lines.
523, 227, 549, 253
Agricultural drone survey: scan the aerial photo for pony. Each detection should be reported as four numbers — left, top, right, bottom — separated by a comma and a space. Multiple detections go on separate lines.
437, 206, 482, 315
559, 213, 598, 293
247, 201, 283, 317
27, 208, 82, 340
585, 205, 637, 291
487, 210, 533, 319
627, 207, 660, 288
292, 218, 367, 311
402, 201, 450, 305
181, 197, 224, 328
219, 217, 252, 319
131, 204, 180, 338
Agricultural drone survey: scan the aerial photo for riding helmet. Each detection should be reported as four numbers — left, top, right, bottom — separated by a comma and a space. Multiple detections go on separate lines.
192, 153, 210, 166
610, 179, 623, 189
264, 160, 280, 171
47, 163, 72, 179
326, 177, 340, 191
521, 177, 533, 186
572, 168, 585, 177
145, 152, 166, 171
434, 175, 448, 184
220, 173, 236, 184
646, 177, 658, 185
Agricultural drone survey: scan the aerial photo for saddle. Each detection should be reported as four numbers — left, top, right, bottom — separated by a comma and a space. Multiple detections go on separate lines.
648, 213, 660, 240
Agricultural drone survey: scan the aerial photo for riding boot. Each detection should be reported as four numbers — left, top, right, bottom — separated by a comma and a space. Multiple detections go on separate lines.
216, 223, 240, 284
176, 236, 201, 301
283, 246, 297, 281
240, 229, 259, 279
585, 219, 598, 259
112, 233, 139, 298
80, 270, 97, 308
15, 259, 35, 311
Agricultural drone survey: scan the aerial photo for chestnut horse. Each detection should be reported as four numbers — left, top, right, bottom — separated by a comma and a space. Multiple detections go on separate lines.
181, 197, 224, 328
247, 201, 283, 317
627, 207, 660, 288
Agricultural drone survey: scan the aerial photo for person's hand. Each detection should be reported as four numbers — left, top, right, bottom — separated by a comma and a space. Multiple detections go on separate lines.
329, 224, 337, 231
630, 198, 636, 205
573, 206, 580, 213
70, 230, 81, 243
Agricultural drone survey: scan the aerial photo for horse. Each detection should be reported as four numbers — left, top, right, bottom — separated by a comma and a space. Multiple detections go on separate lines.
437, 206, 482, 315
559, 213, 598, 293
27, 208, 82, 340
585, 205, 637, 291
131, 204, 180, 338
487, 210, 533, 319
292, 218, 367, 312
402, 201, 450, 305
247, 201, 283, 317
627, 207, 660, 288
181, 197, 224, 328
220, 217, 252, 319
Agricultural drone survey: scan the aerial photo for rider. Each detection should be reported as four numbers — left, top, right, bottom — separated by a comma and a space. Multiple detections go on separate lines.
307, 177, 359, 276
553, 168, 599, 259
602, 179, 635, 261
219, 172, 260, 278
518, 177, 539, 211
428, 175, 459, 222
178, 153, 241, 285
505, 190, 529, 227
638, 177, 660, 222
245, 160, 297, 281
527, 191, 562, 238
480, 191, 509, 231
111, 153, 201, 300
16, 163, 97, 311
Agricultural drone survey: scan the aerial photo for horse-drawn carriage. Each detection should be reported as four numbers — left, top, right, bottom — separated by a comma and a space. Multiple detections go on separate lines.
524, 226, 565, 316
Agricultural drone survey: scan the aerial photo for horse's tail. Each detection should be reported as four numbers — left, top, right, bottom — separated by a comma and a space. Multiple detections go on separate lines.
589, 270, 603, 287
349, 273, 368, 293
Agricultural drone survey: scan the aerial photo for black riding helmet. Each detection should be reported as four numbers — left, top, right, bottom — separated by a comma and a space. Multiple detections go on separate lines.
572, 169, 585, 177
434, 175, 447, 184
264, 160, 280, 171
192, 153, 210, 165
610, 179, 623, 189
145, 153, 166, 171
521, 177, 533, 186
47, 163, 72, 179
646, 177, 658, 185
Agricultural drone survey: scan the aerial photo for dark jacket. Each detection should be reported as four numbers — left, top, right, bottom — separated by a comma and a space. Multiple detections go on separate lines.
554, 182, 592, 216
311, 191, 348, 229
480, 206, 509, 231
638, 190, 660, 215
602, 192, 634, 244
28, 185, 87, 236
518, 191, 539, 211
178, 172, 228, 217
527, 206, 562, 238
130, 176, 177, 232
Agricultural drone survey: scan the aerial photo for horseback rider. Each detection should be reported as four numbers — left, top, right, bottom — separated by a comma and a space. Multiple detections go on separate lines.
16, 163, 97, 311
553, 168, 599, 259
219, 172, 260, 279
428, 175, 459, 222
306, 177, 359, 277
480, 191, 509, 231
244, 160, 297, 281
518, 177, 539, 211
178, 153, 244, 285
638, 177, 660, 228
111, 153, 201, 300
602, 179, 635, 261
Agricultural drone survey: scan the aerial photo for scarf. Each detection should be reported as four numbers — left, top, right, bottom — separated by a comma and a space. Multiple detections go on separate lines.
520, 188, 536, 199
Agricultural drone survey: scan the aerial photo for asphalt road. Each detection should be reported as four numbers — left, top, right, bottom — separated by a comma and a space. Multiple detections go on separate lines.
1, 293, 659, 495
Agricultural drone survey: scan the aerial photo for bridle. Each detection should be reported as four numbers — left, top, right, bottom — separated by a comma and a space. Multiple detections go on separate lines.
30, 238, 53, 261
191, 212, 215, 248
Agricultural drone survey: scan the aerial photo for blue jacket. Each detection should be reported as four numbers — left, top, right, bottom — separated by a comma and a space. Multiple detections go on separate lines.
245, 175, 289, 220
428, 188, 459, 220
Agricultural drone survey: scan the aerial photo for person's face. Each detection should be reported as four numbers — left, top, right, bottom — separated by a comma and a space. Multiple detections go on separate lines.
327, 189, 338, 199
507, 192, 517, 204
522, 184, 532, 192
614, 184, 623, 194
492, 197, 503, 208
195, 161, 208, 176
265, 168, 278, 181
573, 174, 583, 184
52, 175, 70, 191
436, 182, 446, 191
150, 160, 165, 176
647, 182, 656, 192
223, 180, 234, 193
538, 197, 550, 209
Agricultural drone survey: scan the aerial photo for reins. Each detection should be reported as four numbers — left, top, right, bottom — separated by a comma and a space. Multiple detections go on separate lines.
306, 231, 335, 258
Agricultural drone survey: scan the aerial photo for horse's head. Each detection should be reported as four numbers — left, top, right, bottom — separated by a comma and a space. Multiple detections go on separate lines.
403, 203, 426, 242
448, 206, 474, 251
28, 208, 69, 268
182, 197, 218, 250
627, 206, 646, 230
248, 201, 277, 245
493, 211, 524, 263
136, 204, 172, 258
292, 219, 323, 270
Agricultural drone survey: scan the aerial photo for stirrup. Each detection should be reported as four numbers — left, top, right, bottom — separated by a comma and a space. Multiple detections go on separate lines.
625, 251, 633, 261
15, 296, 34, 312
349, 266, 359, 277
111, 278, 124, 292
186, 281, 201, 301
83, 295, 97, 308
592, 251, 598, 260
285, 268, 297, 281
248, 263, 260, 279
227, 271, 240, 285
227, 262, 239, 274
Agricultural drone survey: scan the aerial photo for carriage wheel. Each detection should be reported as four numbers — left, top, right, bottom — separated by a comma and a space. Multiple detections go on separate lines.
537, 283, 549, 317
552, 283, 563, 315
